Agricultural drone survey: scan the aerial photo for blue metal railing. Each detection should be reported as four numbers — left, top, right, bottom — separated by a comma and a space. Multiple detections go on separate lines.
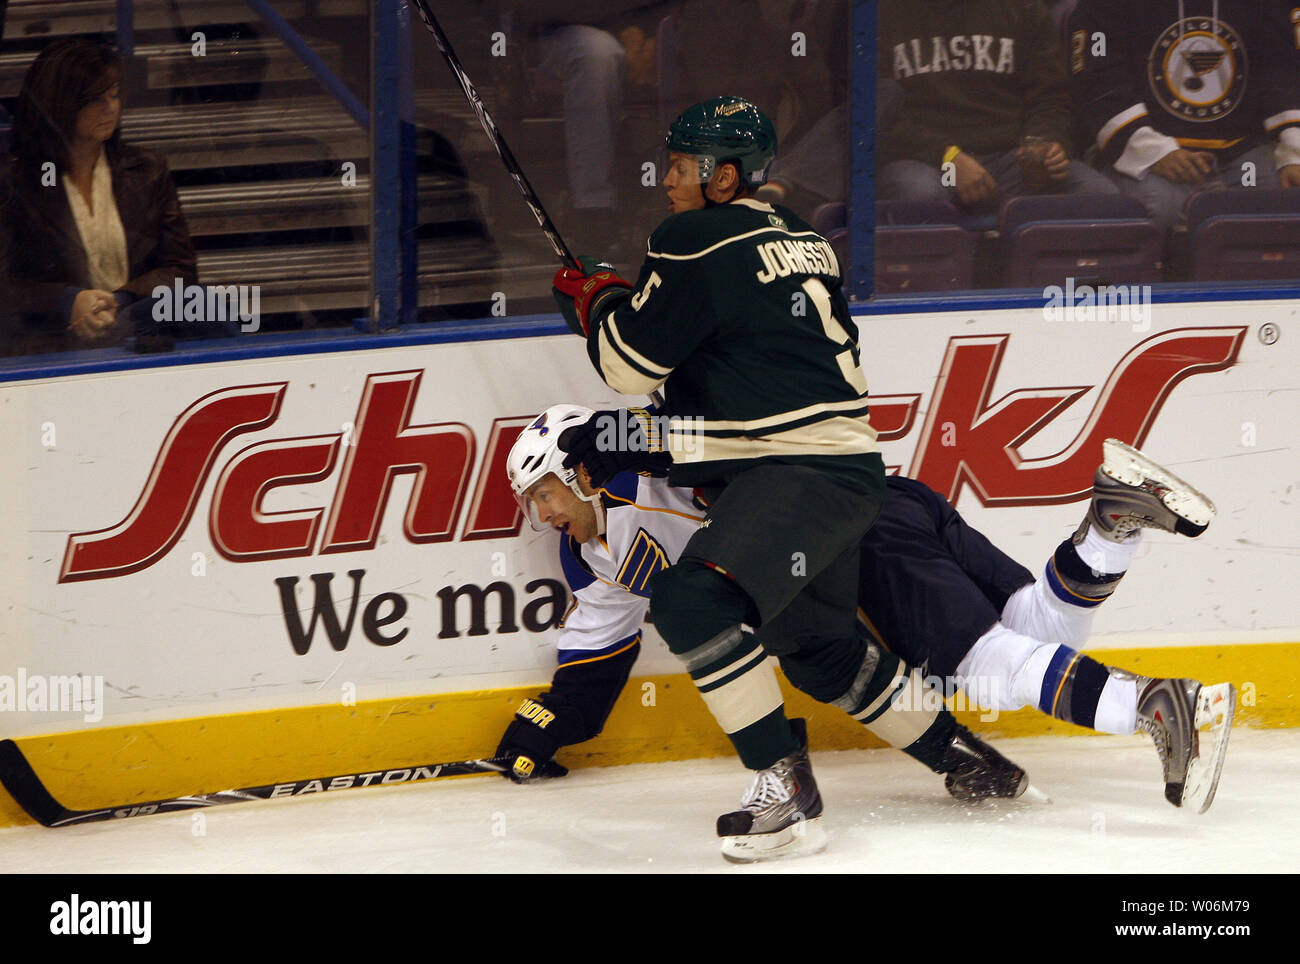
849, 0, 875, 302
243, 0, 369, 128
239, 0, 415, 330
115, 0, 134, 57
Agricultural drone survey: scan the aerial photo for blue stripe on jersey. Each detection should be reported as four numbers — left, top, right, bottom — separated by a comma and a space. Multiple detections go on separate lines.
1045, 558, 1105, 608
600, 470, 639, 505
559, 535, 595, 593
558, 631, 642, 666
1038, 645, 1077, 716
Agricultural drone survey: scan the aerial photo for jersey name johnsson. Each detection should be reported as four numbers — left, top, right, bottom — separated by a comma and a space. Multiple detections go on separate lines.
587, 197, 880, 494
555, 472, 703, 667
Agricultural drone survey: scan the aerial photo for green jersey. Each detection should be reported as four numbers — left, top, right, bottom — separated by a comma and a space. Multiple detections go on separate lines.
585, 197, 881, 493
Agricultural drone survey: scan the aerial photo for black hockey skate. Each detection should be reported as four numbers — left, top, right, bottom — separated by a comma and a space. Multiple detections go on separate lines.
1135, 676, 1235, 813
717, 718, 827, 863
942, 726, 1029, 802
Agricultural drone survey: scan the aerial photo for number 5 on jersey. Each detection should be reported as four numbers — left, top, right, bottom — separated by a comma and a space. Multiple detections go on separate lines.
802, 278, 867, 394
631, 271, 663, 311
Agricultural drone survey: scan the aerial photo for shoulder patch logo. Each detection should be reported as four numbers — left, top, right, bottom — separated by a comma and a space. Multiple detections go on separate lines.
1148, 17, 1246, 123
768, 213, 788, 230
616, 527, 670, 597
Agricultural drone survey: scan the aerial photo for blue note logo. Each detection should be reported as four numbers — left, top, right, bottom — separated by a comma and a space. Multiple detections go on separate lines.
1149, 18, 1246, 122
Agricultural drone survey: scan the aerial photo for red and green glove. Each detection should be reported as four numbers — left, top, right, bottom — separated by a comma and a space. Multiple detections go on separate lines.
552, 256, 632, 338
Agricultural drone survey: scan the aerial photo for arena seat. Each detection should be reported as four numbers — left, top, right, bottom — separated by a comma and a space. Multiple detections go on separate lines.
1187, 189, 1300, 282
872, 201, 975, 293
810, 201, 847, 236
999, 193, 1162, 288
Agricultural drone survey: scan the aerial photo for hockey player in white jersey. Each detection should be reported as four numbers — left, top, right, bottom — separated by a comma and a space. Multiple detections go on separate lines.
500, 408, 1235, 841
499, 405, 1031, 861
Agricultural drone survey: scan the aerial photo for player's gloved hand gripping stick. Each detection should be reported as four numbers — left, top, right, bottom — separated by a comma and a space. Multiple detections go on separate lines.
552, 257, 633, 338
409, 1, 652, 390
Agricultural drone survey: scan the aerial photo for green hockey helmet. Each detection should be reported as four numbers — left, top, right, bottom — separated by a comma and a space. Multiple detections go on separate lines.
665, 95, 777, 187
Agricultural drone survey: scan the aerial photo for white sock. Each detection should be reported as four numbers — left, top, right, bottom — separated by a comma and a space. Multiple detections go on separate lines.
1002, 580, 1095, 646
1093, 676, 1138, 734
956, 623, 1042, 712
1075, 526, 1142, 575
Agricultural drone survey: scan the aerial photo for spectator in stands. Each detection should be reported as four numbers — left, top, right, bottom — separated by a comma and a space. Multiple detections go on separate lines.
1069, 1, 1300, 232
876, 0, 1117, 213
509, 3, 663, 258
676, 1, 851, 217
676, 0, 847, 153
0, 38, 197, 356
757, 102, 849, 214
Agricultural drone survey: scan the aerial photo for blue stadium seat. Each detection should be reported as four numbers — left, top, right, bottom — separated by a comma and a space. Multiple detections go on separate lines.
873, 202, 975, 293
875, 199, 964, 226
1187, 190, 1300, 281
999, 193, 1162, 287
810, 201, 847, 236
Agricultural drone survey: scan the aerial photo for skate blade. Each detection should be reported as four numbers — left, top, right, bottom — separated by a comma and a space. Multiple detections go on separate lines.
720, 818, 828, 864
1181, 683, 1235, 814
1100, 439, 1216, 527
950, 780, 1052, 805
1021, 783, 1053, 805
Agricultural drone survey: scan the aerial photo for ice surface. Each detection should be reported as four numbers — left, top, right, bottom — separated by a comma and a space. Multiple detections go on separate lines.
1, 729, 1295, 874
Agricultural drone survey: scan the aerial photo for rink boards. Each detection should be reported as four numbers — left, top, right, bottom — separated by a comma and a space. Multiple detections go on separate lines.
1, 299, 1296, 826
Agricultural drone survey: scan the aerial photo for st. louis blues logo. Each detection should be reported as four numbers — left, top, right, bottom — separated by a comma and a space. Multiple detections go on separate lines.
1149, 17, 1247, 122
530, 412, 550, 435
617, 528, 670, 596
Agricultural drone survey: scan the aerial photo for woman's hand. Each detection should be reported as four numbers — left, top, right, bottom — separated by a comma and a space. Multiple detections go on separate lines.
68, 289, 119, 341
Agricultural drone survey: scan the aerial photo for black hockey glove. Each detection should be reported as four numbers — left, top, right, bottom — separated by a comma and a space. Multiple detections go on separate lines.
552, 255, 632, 338
495, 697, 571, 783
558, 407, 672, 488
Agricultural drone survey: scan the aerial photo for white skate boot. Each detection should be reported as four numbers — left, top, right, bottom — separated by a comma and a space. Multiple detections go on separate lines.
1083, 439, 1216, 542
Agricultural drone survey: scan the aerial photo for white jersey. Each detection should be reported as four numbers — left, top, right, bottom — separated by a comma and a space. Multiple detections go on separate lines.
555, 472, 705, 667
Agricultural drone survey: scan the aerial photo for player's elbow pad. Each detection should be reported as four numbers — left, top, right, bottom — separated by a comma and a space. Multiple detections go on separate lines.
593, 323, 671, 396
602, 369, 667, 397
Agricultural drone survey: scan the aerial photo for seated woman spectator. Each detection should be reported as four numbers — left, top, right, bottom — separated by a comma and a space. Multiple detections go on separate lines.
0, 38, 197, 356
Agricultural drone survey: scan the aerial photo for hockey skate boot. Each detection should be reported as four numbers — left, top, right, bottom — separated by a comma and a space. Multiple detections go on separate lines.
1081, 439, 1216, 543
1135, 676, 1235, 813
942, 726, 1029, 802
717, 718, 827, 863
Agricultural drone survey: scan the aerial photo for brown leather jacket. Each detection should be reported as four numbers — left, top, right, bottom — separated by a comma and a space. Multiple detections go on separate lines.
0, 140, 197, 355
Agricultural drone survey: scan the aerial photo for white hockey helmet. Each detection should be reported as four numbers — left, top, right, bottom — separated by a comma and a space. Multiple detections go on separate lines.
507, 404, 602, 531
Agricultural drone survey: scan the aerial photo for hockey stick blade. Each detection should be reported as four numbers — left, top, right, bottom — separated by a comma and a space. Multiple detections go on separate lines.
407, 0, 578, 268
0, 738, 510, 828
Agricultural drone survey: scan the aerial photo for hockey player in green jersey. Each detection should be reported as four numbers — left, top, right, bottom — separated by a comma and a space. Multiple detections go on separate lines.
551, 96, 888, 861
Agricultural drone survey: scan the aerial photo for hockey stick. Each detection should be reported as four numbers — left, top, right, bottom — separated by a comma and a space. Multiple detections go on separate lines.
408, 2, 666, 408
407, 0, 578, 269
0, 738, 509, 828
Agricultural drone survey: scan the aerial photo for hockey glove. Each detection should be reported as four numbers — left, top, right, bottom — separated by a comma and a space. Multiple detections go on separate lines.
495, 697, 571, 783
552, 256, 632, 338
558, 407, 671, 488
